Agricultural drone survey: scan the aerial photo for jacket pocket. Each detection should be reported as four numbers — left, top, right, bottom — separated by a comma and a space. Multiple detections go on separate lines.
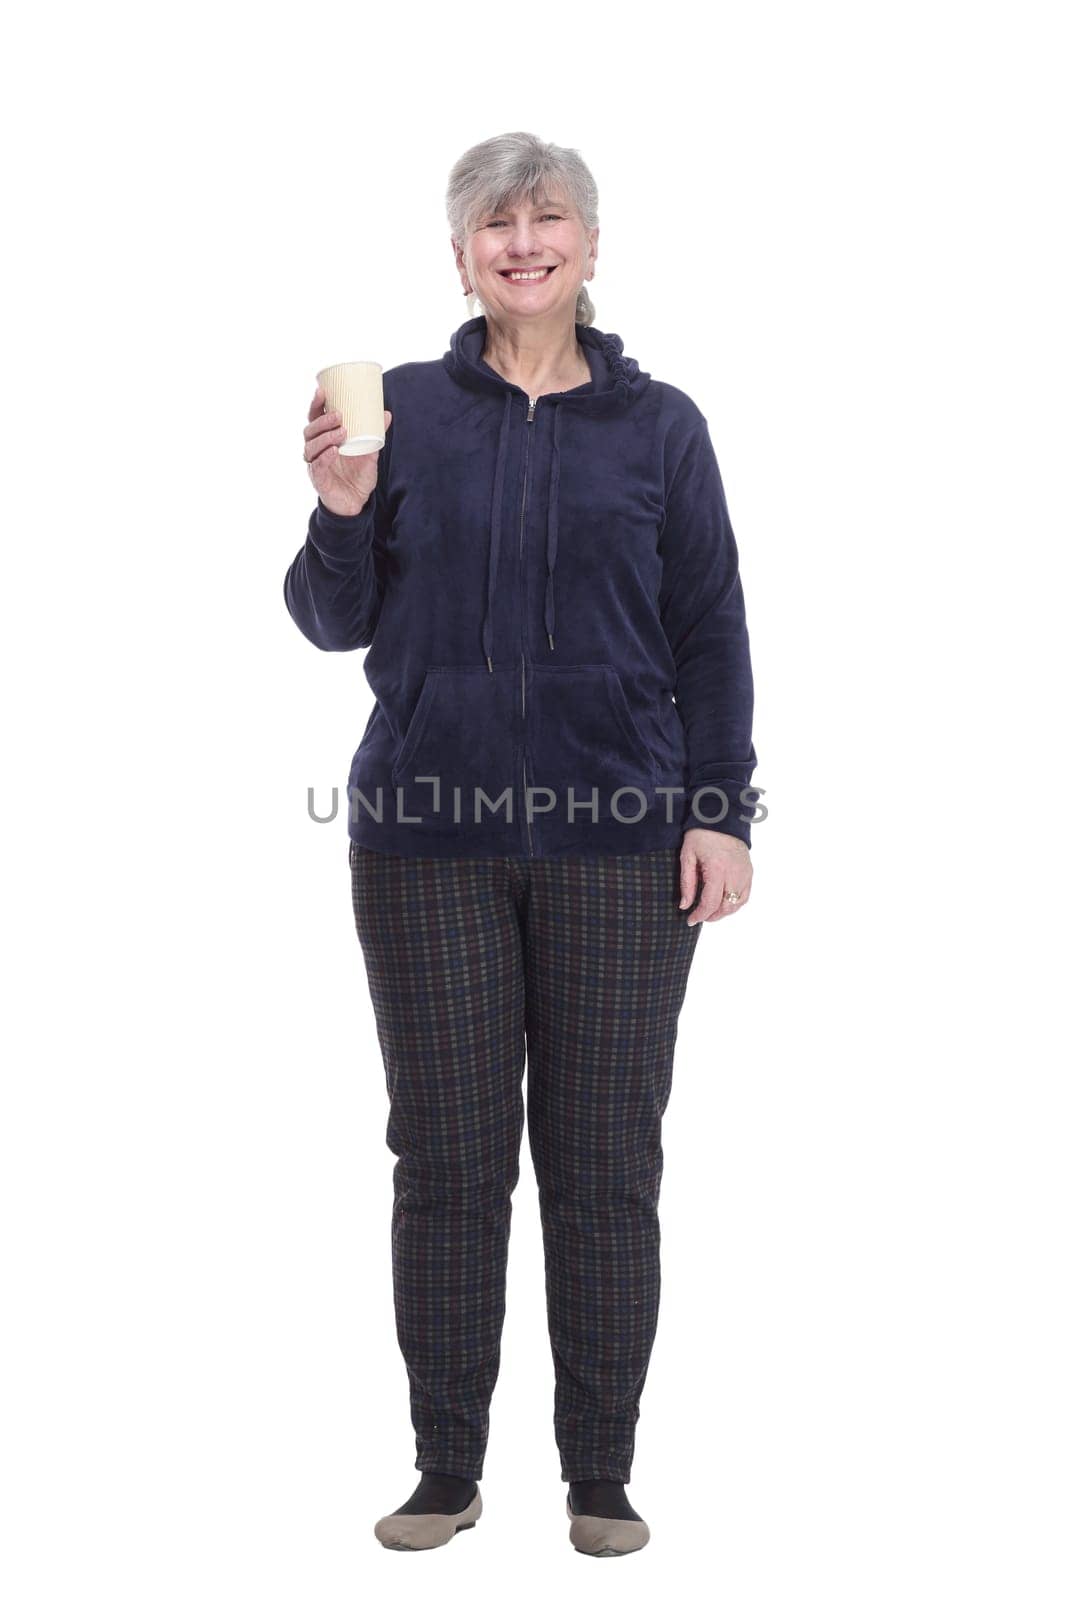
527, 664, 660, 817
390, 666, 519, 822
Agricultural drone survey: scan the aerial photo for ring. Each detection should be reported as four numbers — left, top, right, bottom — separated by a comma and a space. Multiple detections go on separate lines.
722, 888, 742, 904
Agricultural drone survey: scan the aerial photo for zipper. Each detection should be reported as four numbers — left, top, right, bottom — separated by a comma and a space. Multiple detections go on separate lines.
518, 395, 537, 856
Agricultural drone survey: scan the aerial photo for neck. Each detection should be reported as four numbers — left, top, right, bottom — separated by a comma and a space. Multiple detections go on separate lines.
480, 310, 588, 395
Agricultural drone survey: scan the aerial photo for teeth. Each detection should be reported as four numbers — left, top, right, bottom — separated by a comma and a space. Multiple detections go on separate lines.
504, 268, 550, 281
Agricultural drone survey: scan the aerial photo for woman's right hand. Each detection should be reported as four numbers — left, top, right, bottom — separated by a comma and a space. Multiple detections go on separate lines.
304, 384, 392, 517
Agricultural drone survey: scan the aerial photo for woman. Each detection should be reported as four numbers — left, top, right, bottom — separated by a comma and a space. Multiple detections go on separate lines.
283, 131, 758, 1556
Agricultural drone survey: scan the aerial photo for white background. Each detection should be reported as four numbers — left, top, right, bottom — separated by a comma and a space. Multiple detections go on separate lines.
3, 2, 1064, 1594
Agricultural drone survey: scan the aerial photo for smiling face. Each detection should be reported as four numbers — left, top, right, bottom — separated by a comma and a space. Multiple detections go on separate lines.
454, 189, 598, 324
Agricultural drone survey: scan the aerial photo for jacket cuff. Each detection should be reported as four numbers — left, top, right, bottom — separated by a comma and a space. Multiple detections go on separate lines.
680, 785, 753, 849
311, 494, 375, 554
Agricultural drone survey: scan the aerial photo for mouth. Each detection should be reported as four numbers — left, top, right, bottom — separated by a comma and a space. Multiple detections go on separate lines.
497, 265, 558, 284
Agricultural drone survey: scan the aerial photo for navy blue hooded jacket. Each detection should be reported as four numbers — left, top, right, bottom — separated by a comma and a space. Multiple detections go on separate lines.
283, 315, 758, 859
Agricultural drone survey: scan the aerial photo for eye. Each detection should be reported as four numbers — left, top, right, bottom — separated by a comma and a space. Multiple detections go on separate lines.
484, 214, 564, 227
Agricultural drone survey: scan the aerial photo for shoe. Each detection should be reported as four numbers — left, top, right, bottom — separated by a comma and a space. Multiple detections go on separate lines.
566, 1490, 650, 1556
374, 1486, 482, 1551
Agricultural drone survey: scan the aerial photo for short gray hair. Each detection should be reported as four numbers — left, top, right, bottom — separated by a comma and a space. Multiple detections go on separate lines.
446, 130, 598, 326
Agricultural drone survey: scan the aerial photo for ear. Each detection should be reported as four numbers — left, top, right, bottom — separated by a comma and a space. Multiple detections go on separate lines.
586, 225, 599, 277
452, 238, 471, 295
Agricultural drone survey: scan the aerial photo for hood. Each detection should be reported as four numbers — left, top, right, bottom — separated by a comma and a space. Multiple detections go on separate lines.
443, 315, 653, 670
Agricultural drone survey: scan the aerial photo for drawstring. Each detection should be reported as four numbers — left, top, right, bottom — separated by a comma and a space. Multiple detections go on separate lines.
482, 391, 512, 672
544, 403, 562, 651
482, 392, 564, 670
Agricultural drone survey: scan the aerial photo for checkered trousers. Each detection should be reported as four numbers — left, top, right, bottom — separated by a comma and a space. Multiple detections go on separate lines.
349, 843, 702, 1484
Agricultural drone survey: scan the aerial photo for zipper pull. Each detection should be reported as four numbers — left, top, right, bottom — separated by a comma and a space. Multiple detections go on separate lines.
527, 396, 537, 422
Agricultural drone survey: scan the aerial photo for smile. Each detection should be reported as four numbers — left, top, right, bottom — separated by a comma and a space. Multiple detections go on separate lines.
498, 266, 557, 282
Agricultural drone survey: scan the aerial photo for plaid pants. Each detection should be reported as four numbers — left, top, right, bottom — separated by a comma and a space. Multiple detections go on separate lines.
349, 842, 702, 1484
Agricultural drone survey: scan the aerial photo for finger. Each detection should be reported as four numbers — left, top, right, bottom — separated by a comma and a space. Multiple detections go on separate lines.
304, 427, 346, 465
307, 385, 330, 423
305, 410, 344, 442
303, 422, 347, 460
686, 859, 725, 926
706, 882, 751, 923
678, 847, 698, 910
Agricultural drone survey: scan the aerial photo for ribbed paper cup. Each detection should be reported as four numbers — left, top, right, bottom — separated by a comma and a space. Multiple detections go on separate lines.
316, 360, 385, 456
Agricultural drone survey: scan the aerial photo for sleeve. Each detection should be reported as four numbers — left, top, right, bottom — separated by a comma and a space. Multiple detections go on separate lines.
282, 443, 392, 652
658, 410, 758, 848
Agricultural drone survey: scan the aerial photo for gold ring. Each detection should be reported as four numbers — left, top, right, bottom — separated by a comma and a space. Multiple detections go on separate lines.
723, 889, 742, 904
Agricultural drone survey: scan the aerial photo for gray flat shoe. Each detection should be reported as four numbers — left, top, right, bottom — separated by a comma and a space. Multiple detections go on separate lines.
566, 1492, 650, 1556
374, 1486, 482, 1551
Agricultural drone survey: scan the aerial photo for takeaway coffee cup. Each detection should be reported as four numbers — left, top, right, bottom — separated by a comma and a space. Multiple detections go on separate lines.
316, 360, 386, 456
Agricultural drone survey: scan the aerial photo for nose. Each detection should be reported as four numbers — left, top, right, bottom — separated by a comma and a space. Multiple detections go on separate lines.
506, 223, 542, 257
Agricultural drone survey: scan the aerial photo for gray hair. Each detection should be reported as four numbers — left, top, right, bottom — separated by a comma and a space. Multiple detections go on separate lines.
446, 131, 598, 326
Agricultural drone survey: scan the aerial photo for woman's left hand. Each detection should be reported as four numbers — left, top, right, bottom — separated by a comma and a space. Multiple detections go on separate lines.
679, 830, 753, 926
